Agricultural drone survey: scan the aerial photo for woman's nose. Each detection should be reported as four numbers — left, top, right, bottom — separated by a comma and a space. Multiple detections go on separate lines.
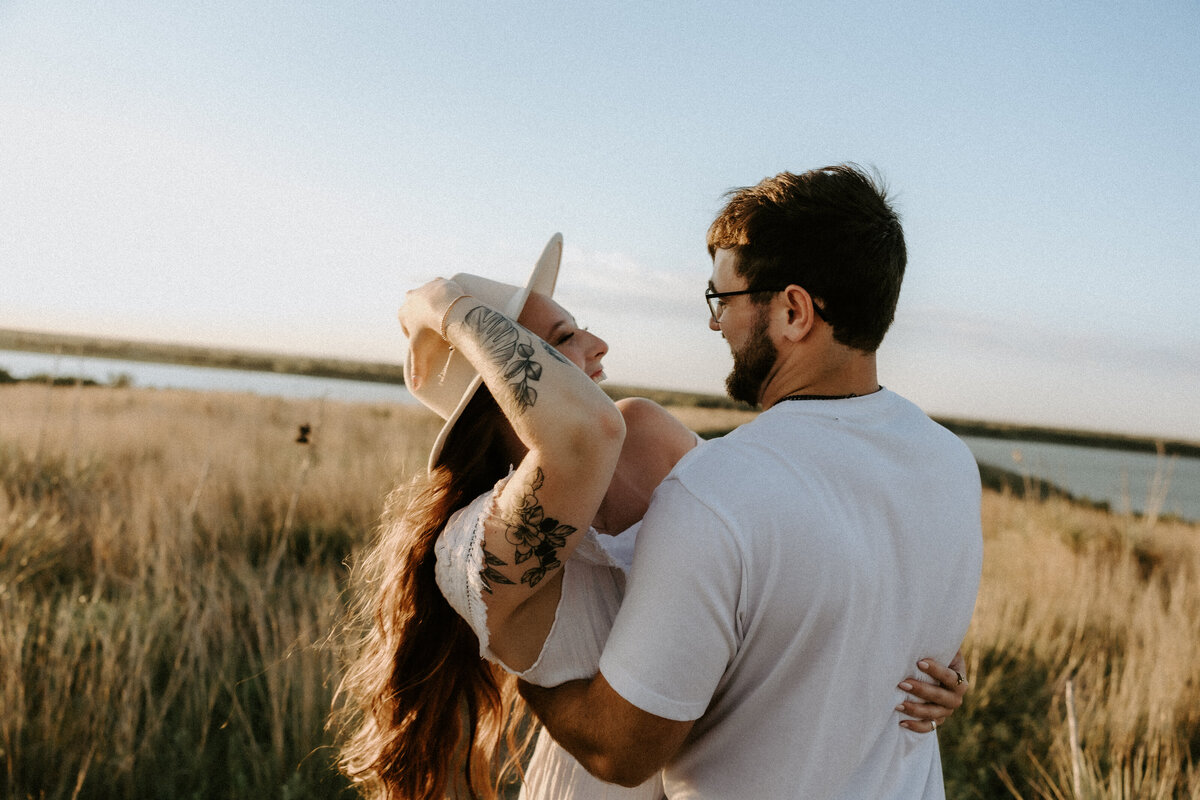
589, 331, 609, 359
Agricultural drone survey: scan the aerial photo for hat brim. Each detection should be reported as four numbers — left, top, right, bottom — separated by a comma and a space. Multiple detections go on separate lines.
426, 233, 563, 471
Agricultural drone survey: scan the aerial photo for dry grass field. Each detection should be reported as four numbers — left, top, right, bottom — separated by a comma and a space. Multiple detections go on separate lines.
1, 382, 1197, 799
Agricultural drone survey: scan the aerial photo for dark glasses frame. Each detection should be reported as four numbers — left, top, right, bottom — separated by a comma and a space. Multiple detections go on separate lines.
705, 286, 829, 323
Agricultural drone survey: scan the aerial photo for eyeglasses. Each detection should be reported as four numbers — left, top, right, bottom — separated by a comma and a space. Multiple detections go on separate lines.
705, 286, 830, 323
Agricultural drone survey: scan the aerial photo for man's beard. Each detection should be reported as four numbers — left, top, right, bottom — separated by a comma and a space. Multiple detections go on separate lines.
725, 307, 777, 406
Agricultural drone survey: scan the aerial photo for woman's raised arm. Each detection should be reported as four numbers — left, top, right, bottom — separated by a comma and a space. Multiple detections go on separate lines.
401, 278, 625, 666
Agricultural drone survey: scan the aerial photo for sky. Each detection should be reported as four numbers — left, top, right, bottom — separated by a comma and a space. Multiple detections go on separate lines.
2, 1, 1197, 440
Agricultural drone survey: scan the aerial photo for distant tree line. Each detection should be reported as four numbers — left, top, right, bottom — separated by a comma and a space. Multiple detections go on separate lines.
0, 366, 130, 388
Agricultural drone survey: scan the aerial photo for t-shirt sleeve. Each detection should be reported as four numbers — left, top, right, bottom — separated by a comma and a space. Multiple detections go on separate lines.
597, 475, 743, 721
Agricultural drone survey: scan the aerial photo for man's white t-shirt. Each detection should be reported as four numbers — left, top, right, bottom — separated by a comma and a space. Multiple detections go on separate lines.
597, 389, 983, 799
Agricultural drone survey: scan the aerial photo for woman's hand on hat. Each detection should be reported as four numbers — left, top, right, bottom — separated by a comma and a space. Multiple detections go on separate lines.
399, 278, 468, 338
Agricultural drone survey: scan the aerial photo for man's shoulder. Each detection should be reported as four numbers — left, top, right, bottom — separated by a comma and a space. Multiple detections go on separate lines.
891, 400, 978, 471
662, 416, 778, 496
668, 391, 976, 489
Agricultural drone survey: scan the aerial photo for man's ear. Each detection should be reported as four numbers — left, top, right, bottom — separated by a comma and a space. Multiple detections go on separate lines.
779, 285, 820, 342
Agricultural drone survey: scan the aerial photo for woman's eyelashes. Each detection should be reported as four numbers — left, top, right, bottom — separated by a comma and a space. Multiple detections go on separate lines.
556, 325, 586, 346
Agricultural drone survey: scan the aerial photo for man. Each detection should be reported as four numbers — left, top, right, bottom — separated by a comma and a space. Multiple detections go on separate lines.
520, 165, 983, 798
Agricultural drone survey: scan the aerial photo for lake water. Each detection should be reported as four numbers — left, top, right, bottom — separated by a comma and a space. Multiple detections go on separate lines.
960, 436, 1199, 523
0, 348, 417, 406
3, 349, 1198, 522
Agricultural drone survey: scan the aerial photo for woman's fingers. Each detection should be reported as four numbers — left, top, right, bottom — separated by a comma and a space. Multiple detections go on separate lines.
898, 712, 940, 734
896, 692, 952, 733
918, 656, 969, 698
900, 677, 961, 710
897, 654, 972, 733
398, 277, 460, 335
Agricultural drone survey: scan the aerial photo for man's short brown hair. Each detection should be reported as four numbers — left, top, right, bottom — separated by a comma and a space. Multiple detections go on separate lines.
707, 164, 906, 353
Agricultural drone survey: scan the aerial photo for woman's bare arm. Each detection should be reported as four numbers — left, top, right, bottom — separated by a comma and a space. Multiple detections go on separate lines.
401, 280, 625, 667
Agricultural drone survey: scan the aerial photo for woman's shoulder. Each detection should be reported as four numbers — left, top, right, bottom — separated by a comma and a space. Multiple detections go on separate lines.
614, 397, 698, 457
614, 395, 674, 424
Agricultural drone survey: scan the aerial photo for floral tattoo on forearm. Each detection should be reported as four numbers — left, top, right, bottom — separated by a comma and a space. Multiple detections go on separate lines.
480, 467, 576, 592
463, 305, 546, 412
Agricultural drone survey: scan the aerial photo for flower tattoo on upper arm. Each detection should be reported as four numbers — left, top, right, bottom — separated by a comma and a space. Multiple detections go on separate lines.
480, 467, 576, 593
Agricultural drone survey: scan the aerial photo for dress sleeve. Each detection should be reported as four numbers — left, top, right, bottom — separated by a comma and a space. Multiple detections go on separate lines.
434, 473, 514, 661
435, 472, 622, 680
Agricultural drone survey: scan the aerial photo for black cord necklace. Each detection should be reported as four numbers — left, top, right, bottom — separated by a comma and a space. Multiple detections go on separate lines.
777, 385, 881, 402
777, 392, 860, 402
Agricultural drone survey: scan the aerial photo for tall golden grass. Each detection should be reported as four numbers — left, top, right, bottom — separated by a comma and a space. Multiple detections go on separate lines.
1, 383, 1196, 799
1, 383, 441, 799
946, 491, 1200, 799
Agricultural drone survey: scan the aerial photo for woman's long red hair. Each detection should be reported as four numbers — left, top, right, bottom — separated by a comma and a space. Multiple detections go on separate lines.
334, 391, 536, 799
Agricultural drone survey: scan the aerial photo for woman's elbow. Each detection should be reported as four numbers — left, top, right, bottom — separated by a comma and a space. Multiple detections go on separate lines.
594, 400, 627, 447
538, 397, 624, 474
564, 399, 625, 457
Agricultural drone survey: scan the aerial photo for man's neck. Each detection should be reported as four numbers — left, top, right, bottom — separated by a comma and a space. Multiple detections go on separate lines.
759, 351, 879, 410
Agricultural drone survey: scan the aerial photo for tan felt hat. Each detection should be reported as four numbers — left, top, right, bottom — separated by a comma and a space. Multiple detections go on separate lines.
404, 233, 562, 471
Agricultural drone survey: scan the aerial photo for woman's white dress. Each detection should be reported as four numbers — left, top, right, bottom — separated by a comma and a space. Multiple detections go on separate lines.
435, 475, 665, 800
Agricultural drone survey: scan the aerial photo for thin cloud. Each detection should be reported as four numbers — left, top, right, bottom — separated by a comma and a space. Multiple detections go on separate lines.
555, 246, 704, 323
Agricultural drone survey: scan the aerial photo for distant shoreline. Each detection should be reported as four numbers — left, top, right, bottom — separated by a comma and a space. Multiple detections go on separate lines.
933, 417, 1200, 459
0, 326, 407, 385
3, 326, 1198, 458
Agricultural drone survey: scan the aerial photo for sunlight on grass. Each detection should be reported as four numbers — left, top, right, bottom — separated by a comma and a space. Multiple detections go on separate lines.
1, 382, 1196, 799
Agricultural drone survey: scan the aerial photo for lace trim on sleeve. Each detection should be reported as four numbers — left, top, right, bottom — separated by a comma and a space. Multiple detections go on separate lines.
434, 469, 618, 678
434, 471, 514, 659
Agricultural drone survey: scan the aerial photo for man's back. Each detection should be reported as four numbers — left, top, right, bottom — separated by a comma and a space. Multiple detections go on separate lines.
598, 389, 983, 799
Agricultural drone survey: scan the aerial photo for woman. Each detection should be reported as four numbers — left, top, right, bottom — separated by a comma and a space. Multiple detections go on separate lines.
336, 236, 967, 800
